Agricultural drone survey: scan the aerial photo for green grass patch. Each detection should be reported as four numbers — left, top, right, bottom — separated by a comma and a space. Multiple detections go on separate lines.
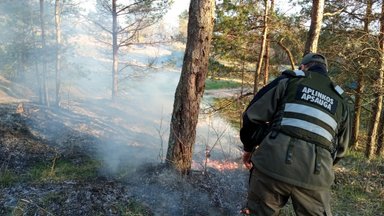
205, 79, 242, 90
0, 169, 18, 187
116, 200, 152, 216
332, 184, 383, 215
27, 158, 101, 182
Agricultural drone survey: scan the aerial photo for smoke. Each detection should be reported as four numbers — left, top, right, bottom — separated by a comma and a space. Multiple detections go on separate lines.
0, 1, 248, 214
62, 30, 246, 213
74, 66, 243, 173
59, 41, 248, 214
62, 38, 243, 173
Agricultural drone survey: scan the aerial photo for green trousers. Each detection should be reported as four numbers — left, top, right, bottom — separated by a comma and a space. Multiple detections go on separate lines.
246, 168, 332, 216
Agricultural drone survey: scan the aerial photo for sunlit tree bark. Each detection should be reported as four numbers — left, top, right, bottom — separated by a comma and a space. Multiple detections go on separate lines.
254, 0, 270, 94
352, 0, 372, 149
304, 0, 324, 54
366, 0, 384, 159
263, 39, 270, 85
377, 110, 384, 157
39, 0, 49, 106
352, 70, 364, 149
54, 0, 62, 107
166, 0, 215, 174
263, 0, 274, 86
111, 0, 119, 100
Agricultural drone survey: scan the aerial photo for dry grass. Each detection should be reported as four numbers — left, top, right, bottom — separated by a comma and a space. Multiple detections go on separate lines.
332, 150, 384, 215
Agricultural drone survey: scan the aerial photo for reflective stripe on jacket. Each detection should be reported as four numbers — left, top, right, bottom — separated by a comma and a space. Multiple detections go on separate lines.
245, 66, 351, 190
276, 70, 345, 151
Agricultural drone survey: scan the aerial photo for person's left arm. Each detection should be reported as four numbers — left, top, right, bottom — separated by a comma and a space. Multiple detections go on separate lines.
333, 102, 352, 165
241, 77, 289, 169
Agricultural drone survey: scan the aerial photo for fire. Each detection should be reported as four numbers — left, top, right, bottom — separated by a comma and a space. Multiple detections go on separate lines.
192, 159, 240, 172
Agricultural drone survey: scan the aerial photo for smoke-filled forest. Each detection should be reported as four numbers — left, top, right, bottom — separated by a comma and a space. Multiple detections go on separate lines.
0, 0, 383, 215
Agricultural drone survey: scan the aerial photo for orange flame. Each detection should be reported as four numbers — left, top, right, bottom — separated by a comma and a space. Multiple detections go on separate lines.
192, 159, 240, 171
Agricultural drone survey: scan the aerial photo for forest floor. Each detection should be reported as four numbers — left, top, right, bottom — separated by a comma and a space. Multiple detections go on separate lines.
0, 85, 383, 215
0, 98, 247, 216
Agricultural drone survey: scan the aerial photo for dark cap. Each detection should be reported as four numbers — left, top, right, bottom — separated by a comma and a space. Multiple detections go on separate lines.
300, 53, 327, 67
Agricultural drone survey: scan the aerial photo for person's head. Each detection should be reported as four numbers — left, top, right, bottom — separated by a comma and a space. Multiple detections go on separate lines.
299, 53, 327, 71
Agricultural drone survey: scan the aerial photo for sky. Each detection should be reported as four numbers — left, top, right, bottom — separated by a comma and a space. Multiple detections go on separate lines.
80, 0, 189, 29
81, 0, 298, 29
162, 0, 299, 28
164, 0, 190, 26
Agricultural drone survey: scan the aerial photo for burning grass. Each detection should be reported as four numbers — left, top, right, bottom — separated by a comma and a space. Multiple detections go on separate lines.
192, 158, 240, 172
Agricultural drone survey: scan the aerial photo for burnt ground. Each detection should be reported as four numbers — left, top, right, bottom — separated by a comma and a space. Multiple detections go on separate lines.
0, 102, 248, 216
1, 99, 383, 215
0, 103, 136, 215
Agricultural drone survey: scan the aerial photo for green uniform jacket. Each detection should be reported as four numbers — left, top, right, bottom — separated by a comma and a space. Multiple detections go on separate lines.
245, 66, 351, 190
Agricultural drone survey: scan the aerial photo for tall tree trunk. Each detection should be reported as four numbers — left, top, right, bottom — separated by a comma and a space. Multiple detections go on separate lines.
40, 0, 49, 106
254, 0, 270, 94
35, 62, 43, 104
352, 0, 372, 149
19, 3, 31, 81
263, 0, 274, 86
363, 0, 372, 33
166, 0, 215, 174
112, 0, 119, 100
55, 0, 62, 107
240, 50, 246, 127
366, 0, 384, 159
377, 109, 384, 156
241, 49, 245, 96
304, 0, 324, 54
263, 39, 270, 85
352, 71, 364, 149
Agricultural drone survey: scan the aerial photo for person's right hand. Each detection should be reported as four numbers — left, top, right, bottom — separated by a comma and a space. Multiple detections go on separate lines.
242, 151, 253, 170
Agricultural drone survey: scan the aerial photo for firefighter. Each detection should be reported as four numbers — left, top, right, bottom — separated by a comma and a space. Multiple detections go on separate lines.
240, 53, 351, 216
